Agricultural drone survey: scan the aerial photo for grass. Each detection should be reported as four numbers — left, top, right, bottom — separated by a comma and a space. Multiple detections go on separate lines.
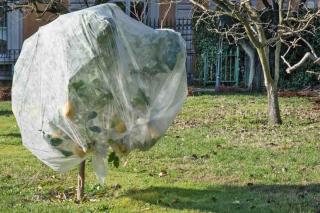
0, 94, 320, 213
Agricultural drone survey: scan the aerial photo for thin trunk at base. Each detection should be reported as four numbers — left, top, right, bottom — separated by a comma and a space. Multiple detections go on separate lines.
77, 160, 85, 201
267, 84, 282, 125
256, 48, 282, 125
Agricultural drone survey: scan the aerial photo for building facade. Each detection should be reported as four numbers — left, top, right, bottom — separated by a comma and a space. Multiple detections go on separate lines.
0, 0, 193, 80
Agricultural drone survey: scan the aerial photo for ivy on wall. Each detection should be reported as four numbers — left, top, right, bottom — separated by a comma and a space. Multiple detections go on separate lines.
192, 18, 219, 79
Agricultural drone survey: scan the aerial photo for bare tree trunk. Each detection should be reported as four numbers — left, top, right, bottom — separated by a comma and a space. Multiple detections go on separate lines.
266, 83, 282, 125
268, 43, 282, 125
77, 160, 85, 202
239, 40, 256, 90
257, 48, 282, 125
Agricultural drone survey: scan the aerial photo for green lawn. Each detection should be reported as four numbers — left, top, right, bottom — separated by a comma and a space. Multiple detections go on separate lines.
1, 94, 320, 213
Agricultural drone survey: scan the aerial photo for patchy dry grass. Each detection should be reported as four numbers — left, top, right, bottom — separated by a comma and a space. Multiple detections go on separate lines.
0, 95, 320, 212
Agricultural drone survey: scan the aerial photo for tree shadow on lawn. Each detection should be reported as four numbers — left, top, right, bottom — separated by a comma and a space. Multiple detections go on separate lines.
126, 184, 320, 212
0, 110, 13, 116
0, 133, 21, 138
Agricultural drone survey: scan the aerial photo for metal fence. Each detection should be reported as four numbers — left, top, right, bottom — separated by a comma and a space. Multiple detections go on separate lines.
0, 0, 23, 80
147, 18, 243, 87
147, 18, 194, 84
193, 45, 241, 87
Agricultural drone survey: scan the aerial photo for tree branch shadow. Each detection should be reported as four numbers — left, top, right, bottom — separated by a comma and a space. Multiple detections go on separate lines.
0, 133, 21, 138
0, 110, 13, 116
125, 184, 320, 212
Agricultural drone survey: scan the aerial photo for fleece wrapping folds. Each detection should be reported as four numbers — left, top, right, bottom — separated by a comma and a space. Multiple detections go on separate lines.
12, 3, 187, 182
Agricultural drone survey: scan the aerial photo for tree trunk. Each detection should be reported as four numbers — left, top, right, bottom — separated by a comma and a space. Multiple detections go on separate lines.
266, 83, 282, 125
239, 40, 256, 90
77, 160, 85, 202
256, 48, 282, 125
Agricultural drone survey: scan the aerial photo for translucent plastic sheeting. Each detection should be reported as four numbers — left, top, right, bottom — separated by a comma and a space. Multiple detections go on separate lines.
12, 3, 187, 182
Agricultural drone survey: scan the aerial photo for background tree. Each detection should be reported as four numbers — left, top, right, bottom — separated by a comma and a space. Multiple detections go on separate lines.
7, 0, 69, 20
191, 0, 320, 124
7, 0, 152, 22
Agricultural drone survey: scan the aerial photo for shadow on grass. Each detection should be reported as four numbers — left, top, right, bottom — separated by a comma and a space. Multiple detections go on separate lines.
126, 184, 320, 212
0, 133, 21, 138
0, 110, 13, 116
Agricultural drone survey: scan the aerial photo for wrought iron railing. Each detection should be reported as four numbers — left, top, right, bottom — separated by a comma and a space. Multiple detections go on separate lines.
0, 49, 20, 79
192, 46, 241, 87
147, 18, 194, 84
0, 0, 23, 80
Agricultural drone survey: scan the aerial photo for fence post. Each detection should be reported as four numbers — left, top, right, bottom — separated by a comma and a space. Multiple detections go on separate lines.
235, 46, 240, 86
202, 52, 208, 87
229, 49, 232, 81
215, 37, 223, 91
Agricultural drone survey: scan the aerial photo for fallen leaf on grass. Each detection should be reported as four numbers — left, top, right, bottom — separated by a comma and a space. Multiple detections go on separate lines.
159, 171, 167, 177
111, 183, 121, 190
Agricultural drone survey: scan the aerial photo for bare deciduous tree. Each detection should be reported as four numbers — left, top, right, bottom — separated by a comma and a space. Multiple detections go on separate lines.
7, 0, 69, 20
191, 0, 320, 124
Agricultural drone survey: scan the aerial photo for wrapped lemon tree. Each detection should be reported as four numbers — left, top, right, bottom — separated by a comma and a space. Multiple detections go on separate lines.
12, 3, 187, 200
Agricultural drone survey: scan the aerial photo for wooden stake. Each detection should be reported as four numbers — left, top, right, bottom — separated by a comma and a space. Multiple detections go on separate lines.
77, 160, 85, 202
